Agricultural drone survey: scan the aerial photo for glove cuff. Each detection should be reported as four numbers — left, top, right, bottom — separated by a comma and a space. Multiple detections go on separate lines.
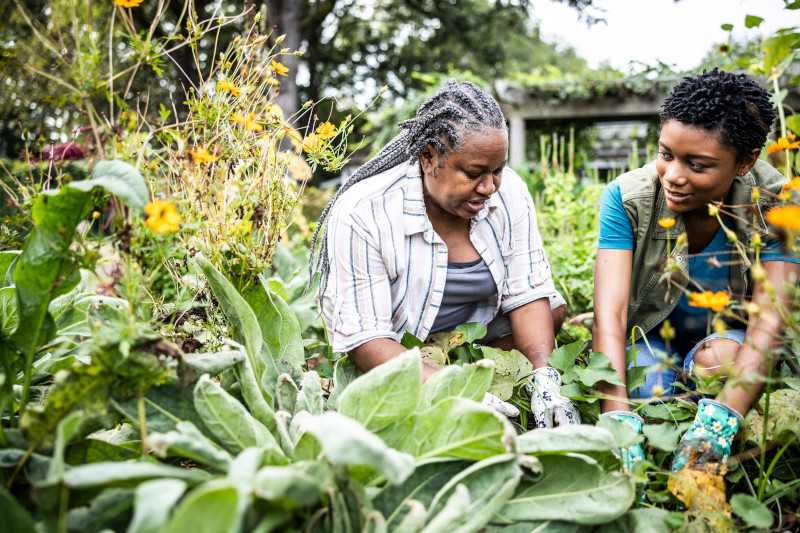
698, 398, 743, 423
531, 366, 562, 385
603, 410, 644, 432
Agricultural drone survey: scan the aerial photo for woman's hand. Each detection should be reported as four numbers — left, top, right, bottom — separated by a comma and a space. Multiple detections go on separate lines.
525, 366, 580, 427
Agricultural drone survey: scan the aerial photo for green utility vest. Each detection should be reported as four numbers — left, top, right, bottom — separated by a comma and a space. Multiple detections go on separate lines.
616, 159, 785, 342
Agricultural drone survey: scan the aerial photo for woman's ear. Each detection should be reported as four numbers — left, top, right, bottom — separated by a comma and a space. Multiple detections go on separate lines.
420, 144, 440, 179
738, 148, 760, 176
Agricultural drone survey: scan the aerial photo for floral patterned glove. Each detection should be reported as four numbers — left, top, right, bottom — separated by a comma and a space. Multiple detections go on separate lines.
482, 392, 520, 418
671, 398, 743, 472
525, 366, 581, 428
603, 411, 646, 473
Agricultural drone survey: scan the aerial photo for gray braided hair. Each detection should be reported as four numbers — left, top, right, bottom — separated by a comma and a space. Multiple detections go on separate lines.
306, 79, 506, 298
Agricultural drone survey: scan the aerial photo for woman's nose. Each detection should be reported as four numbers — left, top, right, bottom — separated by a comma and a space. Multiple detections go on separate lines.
662, 163, 687, 186
476, 174, 496, 195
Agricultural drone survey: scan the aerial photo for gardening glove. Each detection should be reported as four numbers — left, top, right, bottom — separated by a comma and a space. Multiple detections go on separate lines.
602, 411, 646, 473
670, 398, 743, 472
525, 366, 581, 428
482, 392, 520, 418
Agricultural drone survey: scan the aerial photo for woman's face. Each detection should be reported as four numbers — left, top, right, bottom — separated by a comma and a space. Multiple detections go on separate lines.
656, 120, 758, 214
420, 128, 508, 221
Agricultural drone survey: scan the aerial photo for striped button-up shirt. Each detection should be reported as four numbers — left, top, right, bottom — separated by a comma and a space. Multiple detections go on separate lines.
318, 161, 558, 353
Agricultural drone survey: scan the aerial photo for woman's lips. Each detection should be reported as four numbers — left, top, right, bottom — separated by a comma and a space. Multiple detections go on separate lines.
665, 188, 692, 203
466, 198, 487, 211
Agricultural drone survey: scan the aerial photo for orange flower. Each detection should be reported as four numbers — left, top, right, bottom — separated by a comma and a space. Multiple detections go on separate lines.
144, 200, 181, 233
766, 134, 800, 155
217, 79, 240, 97
188, 147, 218, 164
688, 291, 730, 312
302, 133, 324, 153
766, 205, 800, 231
658, 217, 676, 228
268, 60, 289, 76
232, 112, 263, 132
114, 0, 143, 7
316, 122, 337, 140
781, 177, 800, 191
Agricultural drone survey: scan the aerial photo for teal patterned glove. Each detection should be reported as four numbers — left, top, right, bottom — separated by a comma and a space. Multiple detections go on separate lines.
671, 399, 743, 472
603, 411, 645, 473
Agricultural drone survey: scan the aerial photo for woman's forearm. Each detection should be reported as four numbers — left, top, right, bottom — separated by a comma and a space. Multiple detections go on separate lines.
593, 324, 631, 412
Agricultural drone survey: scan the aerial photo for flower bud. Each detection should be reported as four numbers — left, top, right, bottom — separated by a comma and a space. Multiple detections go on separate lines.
725, 229, 737, 242
744, 301, 760, 316
751, 188, 760, 202
751, 233, 762, 247
659, 319, 675, 341
751, 263, 766, 283
708, 204, 719, 216
275, 34, 285, 44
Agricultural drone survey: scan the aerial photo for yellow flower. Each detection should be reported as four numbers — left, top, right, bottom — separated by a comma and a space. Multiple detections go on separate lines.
268, 60, 289, 76
114, 0, 143, 7
144, 200, 181, 233
302, 133, 324, 152
188, 147, 218, 164
766, 205, 800, 231
688, 291, 730, 312
232, 112, 263, 132
782, 177, 800, 191
218, 79, 240, 97
767, 134, 800, 155
316, 122, 337, 140
658, 217, 676, 228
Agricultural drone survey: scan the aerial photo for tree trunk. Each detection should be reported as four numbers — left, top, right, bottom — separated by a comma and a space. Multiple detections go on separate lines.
266, 0, 302, 121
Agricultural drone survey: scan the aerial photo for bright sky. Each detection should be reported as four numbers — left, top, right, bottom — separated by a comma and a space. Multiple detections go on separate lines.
531, 0, 796, 71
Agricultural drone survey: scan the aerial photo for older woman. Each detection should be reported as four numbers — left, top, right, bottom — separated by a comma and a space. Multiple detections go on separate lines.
308, 80, 578, 427
592, 69, 799, 470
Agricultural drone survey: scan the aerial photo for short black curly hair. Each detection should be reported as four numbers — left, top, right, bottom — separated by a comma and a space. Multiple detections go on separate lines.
660, 69, 776, 162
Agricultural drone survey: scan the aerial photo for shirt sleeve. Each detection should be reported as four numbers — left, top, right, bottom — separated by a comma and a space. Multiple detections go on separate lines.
761, 239, 800, 263
499, 173, 558, 313
598, 180, 634, 250
322, 205, 398, 353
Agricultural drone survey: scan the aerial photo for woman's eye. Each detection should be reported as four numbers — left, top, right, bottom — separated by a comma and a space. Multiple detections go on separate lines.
658, 151, 673, 160
466, 172, 481, 179
688, 161, 706, 170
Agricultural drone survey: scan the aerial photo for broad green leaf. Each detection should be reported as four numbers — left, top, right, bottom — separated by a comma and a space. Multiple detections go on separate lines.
742, 389, 800, 445
374, 458, 467, 528
626, 366, 648, 395
785, 113, 800, 137
383, 397, 511, 460
721, 23, 734, 31
392, 500, 427, 533
642, 422, 690, 452
46, 410, 84, 483
66, 487, 134, 532
479, 347, 532, 400
517, 425, 617, 454
66, 438, 138, 465
252, 460, 335, 506
428, 454, 522, 533
12, 186, 88, 358
549, 341, 584, 372
0, 286, 19, 334
496, 455, 635, 525
47, 270, 88, 320
594, 508, 672, 532
165, 481, 243, 533
326, 357, 363, 410
193, 374, 280, 454
744, 14, 763, 28
572, 351, 623, 387
596, 415, 644, 449
0, 486, 36, 532
182, 347, 247, 376
338, 350, 422, 432
298, 412, 415, 484
0, 251, 20, 288
69, 160, 149, 211
420, 484, 470, 533
55, 294, 127, 336
289, 411, 322, 461
112, 381, 214, 436
21, 363, 114, 444
483, 522, 589, 532
127, 479, 187, 533
730, 493, 773, 529
639, 403, 692, 421
276, 373, 299, 415
63, 460, 209, 489
760, 32, 800, 74
400, 331, 425, 349
147, 421, 233, 471
297, 371, 324, 415
419, 362, 493, 408
195, 255, 274, 427
454, 322, 488, 343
